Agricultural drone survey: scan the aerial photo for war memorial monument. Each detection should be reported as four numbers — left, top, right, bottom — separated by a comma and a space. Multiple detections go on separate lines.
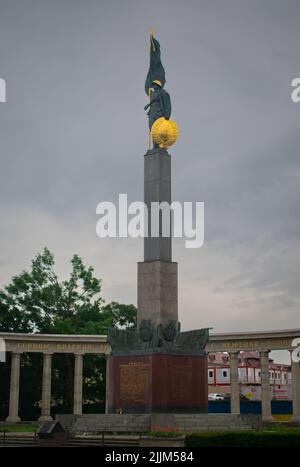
1, 32, 300, 439
107, 31, 209, 414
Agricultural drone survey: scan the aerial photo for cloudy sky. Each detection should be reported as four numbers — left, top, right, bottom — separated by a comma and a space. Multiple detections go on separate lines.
0, 0, 299, 351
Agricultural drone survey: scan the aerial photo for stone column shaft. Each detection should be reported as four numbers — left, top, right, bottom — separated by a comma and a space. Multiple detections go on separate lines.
138, 149, 178, 328
144, 149, 172, 262
230, 352, 240, 414
39, 353, 53, 421
6, 352, 21, 423
105, 356, 110, 414
291, 358, 300, 422
137, 260, 178, 326
260, 351, 272, 422
73, 353, 83, 415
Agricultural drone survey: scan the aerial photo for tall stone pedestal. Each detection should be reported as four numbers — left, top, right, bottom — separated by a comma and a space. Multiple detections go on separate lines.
144, 148, 172, 263
108, 352, 208, 413
137, 260, 177, 327
107, 146, 210, 416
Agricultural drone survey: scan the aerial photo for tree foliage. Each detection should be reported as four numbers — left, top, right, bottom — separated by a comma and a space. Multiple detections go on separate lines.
0, 247, 136, 334
0, 248, 137, 419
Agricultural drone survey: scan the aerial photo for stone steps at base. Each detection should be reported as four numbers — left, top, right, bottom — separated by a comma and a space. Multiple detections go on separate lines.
0, 435, 36, 447
174, 421, 252, 426
173, 415, 258, 432
72, 428, 145, 432
57, 414, 259, 434
174, 417, 240, 421
0, 443, 36, 447
177, 426, 253, 432
71, 415, 150, 433
65, 414, 150, 433
64, 434, 140, 447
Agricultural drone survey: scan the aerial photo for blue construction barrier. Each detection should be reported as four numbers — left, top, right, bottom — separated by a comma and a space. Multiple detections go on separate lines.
208, 400, 293, 414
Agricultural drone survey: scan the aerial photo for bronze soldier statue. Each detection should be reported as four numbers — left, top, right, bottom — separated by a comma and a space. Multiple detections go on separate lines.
144, 80, 172, 142
144, 32, 173, 148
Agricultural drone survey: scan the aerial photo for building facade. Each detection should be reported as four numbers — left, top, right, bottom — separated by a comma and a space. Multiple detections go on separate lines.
208, 351, 292, 400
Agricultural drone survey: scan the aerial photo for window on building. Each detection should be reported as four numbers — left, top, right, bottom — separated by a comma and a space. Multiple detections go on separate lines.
222, 370, 228, 378
209, 370, 214, 378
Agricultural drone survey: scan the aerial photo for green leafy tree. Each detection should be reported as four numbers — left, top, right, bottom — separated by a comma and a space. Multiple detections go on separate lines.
0, 248, 103, 333
0, 248, 137, 419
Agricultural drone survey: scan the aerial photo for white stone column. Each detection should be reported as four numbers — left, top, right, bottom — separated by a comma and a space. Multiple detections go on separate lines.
105, 355, 110, 414
260, 350, 273, 422
291, 356, 300, 422
39, 353, 53, 421
229, 351, 240, 414
73, 353, 83, 415
6, 352, 21, 422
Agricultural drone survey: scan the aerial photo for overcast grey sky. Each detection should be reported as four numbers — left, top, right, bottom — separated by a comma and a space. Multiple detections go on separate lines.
0, 1, 299, 345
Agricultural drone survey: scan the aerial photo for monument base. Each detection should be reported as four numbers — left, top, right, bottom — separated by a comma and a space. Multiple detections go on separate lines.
108, 352, 208, 414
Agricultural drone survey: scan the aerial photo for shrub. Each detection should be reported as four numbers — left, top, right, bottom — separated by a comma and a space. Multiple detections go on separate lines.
186, 431, 300, 447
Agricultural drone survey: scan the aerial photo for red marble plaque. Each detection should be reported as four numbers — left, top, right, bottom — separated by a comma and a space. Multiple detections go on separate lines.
108, 353, 208, 413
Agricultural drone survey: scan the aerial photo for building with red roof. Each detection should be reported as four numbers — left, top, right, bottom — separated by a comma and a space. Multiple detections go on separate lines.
208, 351, 291, 400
